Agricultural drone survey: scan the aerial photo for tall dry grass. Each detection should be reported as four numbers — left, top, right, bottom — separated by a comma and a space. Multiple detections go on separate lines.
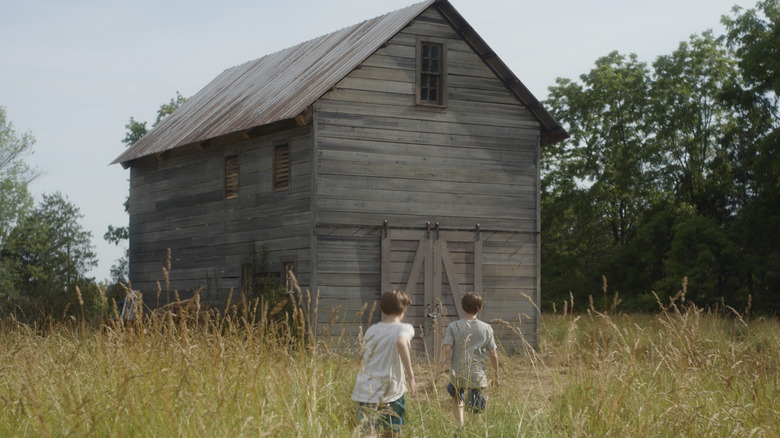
537, 288, 780, 437
0, 280, 778, 437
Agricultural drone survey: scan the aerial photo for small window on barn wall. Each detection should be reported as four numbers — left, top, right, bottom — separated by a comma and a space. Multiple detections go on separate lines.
416, 37, 447, 107
224, 155, 239, 199
282, 260, 296, 292
274, 144, 290, 191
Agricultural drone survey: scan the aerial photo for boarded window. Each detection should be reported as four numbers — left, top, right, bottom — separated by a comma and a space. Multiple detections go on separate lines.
225, 155, 239, 199
417, 40, 446, 106
282, 261, 296, 291
274, 144, 290, 191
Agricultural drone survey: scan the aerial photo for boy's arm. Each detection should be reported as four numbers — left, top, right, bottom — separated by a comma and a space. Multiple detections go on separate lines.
489, 349, 500, 388
397, 336, 416, 396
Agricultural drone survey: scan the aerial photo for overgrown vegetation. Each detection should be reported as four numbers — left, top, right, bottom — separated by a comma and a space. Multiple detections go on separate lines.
239, 241, 293, 321
0, 278, 777, 437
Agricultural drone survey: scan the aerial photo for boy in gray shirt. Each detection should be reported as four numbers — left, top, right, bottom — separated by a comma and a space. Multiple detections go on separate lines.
433, 292, 499, 427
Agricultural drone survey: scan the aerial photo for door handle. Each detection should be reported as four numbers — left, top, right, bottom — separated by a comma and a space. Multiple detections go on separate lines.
426, 304, 439, 320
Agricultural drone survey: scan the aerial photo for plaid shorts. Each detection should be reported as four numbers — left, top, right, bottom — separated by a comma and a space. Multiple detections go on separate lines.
447, 383, 486, 413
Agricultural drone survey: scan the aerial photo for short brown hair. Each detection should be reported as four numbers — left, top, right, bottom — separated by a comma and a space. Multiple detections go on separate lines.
461, 292, 483, 314
380, 289, 411, 315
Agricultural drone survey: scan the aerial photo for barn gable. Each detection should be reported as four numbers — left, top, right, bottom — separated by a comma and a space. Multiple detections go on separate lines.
114, 0, 566, 351
113, 0, 564, 168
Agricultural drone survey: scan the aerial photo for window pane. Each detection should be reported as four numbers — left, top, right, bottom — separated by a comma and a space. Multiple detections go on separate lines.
418, 42, 444, 105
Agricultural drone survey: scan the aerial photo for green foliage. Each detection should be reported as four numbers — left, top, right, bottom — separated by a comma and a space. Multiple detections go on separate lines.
655, 215, 746, 306
121, 116, 147, 147
240, 242, 292, 322
154, 91, 187, 127
0, 107, 37, 246
542, 1, 780, 313
722, 0, 780, 312
120, 91, 188, 147
723, 0, 780, 96
650, 31, 741, 219
545, 52, 654, 245
1, 192, 98, 319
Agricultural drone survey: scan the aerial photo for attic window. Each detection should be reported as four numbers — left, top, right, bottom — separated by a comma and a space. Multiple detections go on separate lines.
225, 155, 239, 199
274, 144, 290, 191
417, 39, 447, 107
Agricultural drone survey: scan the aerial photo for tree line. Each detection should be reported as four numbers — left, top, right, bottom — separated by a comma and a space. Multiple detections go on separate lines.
0, 90, 185, 320
540, 0, 779, 312
0, 107, 100, 318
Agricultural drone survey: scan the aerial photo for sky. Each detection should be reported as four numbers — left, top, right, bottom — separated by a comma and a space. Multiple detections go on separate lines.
1, 0, 757, 282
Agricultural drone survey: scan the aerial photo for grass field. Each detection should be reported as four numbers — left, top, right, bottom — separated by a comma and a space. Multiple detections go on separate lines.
0, 288, 778, 437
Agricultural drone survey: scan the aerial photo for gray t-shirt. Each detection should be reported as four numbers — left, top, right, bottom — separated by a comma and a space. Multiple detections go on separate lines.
443, 319, 497, 388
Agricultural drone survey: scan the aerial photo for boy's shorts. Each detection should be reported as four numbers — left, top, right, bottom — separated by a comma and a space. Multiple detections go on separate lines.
356, 395, 405, 434
447, 383, 486, 413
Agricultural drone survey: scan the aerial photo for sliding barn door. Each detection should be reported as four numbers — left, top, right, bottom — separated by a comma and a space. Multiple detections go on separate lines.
381, 227, 482, 357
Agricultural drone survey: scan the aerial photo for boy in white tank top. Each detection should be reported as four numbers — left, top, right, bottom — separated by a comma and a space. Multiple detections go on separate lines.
351, 290, 416, 437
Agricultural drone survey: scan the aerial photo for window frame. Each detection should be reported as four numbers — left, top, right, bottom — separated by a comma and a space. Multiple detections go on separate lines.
415, 37, 448, 108
281, 257, 297, 292
224, 155, 239, 200
273, 143, 291, 192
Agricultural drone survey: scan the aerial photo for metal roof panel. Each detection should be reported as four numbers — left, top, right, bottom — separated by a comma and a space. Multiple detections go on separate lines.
113, 0, 566, 166
113, 0, 434, 165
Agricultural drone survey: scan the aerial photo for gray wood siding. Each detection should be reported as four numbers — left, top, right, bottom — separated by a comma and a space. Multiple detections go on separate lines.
312, 8, 541, 349
128, 127, 314, 305
315, 9, 540, 231
312, 227, 538, 351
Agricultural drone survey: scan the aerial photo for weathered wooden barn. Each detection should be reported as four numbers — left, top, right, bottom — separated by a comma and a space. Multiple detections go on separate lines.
113, 0, 566, 349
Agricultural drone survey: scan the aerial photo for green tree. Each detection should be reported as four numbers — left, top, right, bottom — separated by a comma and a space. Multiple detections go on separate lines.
650, 31, 742, 221
0, 107, 38, 245
546, 52, 655, 245
2, 192, 98, 317
723, 0, 780, 97
722, 0, 780, 310
121, 91, 188, 147
122, 117, 148, 147
542, 52, 656, 306
542, 29, 765, 310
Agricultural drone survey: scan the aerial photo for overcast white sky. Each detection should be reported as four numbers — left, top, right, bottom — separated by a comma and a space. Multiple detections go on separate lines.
1, 0, 756, 281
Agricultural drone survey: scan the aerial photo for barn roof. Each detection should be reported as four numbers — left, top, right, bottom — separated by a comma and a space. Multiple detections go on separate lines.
113, 0, 566, 167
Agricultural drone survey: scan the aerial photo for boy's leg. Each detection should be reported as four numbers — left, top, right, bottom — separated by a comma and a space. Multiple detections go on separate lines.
357, 403, 378, 438
447, 383, 465, 427
452, 396, 465, 427
383, 396, 405, 437
465, 388, 487, 423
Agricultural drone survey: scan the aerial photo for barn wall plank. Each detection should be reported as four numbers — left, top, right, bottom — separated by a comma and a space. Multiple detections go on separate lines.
129, 128, 315, 304
314, 10, 540, 238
